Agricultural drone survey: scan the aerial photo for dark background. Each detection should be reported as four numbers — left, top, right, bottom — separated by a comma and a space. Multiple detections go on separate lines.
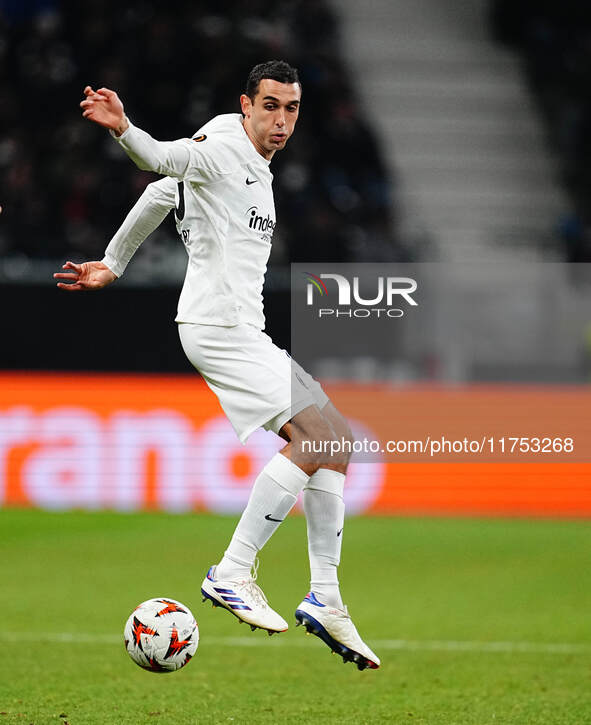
0, 284, 290, 371
3, 0, 591, 371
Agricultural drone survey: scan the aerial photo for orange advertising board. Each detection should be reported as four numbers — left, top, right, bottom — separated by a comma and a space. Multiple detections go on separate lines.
0, 373, 589, 516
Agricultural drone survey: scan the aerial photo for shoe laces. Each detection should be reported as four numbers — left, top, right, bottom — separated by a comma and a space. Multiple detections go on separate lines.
251, 557, 260, 581
237, 557, 269, 609
242, 579, 269, 609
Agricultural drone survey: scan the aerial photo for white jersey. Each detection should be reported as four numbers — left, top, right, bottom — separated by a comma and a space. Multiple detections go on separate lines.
102, 114, 275, 329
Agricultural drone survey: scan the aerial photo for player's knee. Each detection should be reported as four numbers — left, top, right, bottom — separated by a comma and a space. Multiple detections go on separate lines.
330, 410, 354, 446
289, 412, 342, 470
320, 405, 355, 465
310, 424, 347, 470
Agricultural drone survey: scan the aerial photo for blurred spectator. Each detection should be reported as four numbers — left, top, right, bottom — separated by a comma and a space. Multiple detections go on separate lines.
0, 0, 404, 268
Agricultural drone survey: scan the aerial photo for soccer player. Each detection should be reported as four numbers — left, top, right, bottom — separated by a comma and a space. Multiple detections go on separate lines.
55, 61, 379, 670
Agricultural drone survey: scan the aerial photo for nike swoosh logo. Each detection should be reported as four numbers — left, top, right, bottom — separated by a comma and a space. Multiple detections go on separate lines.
246, 177, 258, 185
337, 528, 343, 537
265, 514, 283, 522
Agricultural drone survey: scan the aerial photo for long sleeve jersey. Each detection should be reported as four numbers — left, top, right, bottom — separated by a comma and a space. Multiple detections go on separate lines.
102, 114, 276, 329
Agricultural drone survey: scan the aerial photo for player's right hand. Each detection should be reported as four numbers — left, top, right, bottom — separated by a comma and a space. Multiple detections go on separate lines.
80, 86, 128, 135
54, 261, 117, 291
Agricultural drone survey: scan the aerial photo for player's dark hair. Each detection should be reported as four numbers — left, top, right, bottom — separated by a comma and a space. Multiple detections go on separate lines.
246, 60, 301, 101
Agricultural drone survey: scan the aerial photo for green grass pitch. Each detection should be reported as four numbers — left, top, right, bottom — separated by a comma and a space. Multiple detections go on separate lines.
0, 510, 590, 724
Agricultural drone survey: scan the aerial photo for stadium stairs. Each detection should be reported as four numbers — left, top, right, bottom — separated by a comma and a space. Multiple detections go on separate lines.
336, 0, 569, 262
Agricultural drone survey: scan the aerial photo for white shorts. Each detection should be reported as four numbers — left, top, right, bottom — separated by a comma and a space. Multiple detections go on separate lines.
178, 323, 329, 443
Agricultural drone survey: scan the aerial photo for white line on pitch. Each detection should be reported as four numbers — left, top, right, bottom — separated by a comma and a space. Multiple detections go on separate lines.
0, 632, 589, 654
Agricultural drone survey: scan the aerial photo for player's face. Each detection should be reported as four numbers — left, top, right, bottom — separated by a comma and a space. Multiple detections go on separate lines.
241, 79, 301, 160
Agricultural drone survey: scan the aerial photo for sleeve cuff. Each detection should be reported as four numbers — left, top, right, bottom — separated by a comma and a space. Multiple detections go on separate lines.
101, 256, 123, 278
109, 117, 132, 141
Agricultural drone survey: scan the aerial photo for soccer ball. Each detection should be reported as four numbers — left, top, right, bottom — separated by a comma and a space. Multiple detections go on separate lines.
124, 597, 199, 673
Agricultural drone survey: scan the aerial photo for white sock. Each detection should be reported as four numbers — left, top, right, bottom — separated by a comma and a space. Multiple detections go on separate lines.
216, 453, 309, 580
303, 468, 345, 609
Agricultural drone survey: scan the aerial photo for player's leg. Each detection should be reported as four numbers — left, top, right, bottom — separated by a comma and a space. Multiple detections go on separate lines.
216, 453, 308, 580
276, 402, 348, 609
301, 401, 351, 609
213, 404, 335, 580
201, 410, 330, 633
287, 401, 381, 670
203, 403, 341, 632
200, 447, 308, 633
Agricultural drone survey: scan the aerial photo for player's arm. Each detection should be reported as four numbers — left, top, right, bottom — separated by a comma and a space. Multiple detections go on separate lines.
101, 176, 177, 277
80, 86, 193, 178
54, 176, 177, 290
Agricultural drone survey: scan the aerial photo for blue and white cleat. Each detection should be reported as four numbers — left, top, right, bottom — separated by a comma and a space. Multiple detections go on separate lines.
200, 565, 288, 634
295, 592, 380, 670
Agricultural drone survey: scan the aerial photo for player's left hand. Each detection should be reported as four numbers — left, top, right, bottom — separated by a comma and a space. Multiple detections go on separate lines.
54, 260, 117, 291
80, 86, 128, 135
